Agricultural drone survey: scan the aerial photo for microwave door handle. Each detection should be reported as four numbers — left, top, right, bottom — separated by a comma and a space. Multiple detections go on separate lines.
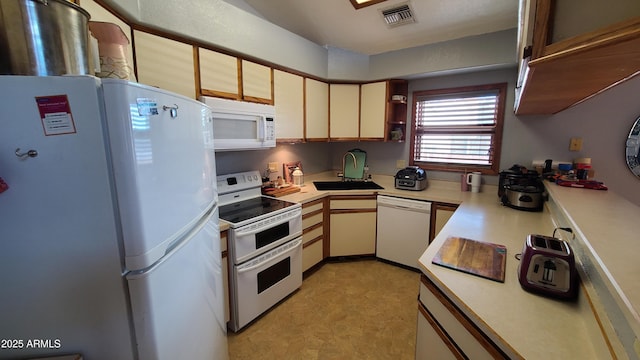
258, 115, 266, 142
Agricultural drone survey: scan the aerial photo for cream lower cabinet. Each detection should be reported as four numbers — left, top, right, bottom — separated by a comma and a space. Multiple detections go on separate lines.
416, 275, 508, 360
220, 230, 230, 324
329, 195, 377, 257
429, 203, 458, 243
302, 199, 325, 271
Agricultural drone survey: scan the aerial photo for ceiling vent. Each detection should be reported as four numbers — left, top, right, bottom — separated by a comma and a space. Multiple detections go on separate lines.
380, 3, 415, 27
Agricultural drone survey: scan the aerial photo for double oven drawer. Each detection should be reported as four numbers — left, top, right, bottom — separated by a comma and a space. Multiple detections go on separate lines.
229, 207, 302, 264
234, 237, 302, 330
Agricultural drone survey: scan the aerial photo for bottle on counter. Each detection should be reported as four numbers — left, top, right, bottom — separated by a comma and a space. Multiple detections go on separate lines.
292, 167, 304, 186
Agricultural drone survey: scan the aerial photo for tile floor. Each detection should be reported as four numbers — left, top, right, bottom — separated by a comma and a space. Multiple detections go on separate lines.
227, 259, 421, 360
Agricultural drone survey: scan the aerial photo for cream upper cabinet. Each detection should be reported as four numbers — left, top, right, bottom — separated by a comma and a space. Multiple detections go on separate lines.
133, 30, 196, 99
329, 84, 360, 140
199, 48, 239, 99
305, 78, 329, 141
359, 81, 386, 139
241, 60, 272, 103
273, 70, 304, 141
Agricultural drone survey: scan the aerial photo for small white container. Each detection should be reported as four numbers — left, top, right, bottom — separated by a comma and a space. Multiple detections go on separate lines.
292, 167, 304, 186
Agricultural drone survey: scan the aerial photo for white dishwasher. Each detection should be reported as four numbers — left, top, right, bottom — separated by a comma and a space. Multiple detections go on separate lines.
376, 195, 431, 269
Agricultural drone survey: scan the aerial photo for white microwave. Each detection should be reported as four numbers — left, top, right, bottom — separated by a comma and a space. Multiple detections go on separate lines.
201, 96, 276, 151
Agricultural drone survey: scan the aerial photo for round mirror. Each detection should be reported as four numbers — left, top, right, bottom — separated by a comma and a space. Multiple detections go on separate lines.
626, 116, 640, 177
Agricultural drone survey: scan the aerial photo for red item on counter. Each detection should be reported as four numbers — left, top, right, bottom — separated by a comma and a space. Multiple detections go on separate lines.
0, 177, 8, 193
556, 179, 608, 190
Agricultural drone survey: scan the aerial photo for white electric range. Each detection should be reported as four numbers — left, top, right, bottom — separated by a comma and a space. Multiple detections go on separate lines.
217, 170, 303, 331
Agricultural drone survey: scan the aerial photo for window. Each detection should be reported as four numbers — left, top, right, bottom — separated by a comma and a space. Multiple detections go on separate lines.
410, 83, 506, 175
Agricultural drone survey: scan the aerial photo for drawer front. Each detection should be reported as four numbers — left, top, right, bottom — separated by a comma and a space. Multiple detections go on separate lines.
302, 240, 323, 272
303, 225, 323, 245
419, 277, 507, 360
302, 212, 323, 229
302, 201, 323, 215
330, 199, 376, 210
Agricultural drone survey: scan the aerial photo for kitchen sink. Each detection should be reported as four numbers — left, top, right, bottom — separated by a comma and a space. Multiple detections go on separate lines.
312, 180, 384, 191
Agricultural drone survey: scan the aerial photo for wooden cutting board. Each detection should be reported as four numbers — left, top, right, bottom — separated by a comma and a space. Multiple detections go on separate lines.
262, 186, 301, 197
432, 236, 507, 282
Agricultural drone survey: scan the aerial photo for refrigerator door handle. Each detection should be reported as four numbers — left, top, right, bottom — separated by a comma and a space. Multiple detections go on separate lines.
128, 204, 217, 277
15, 148, 38, 159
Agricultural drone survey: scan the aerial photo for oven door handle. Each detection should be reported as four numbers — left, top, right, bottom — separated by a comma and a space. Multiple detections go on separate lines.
234, 208, 302, 237
237, 238, 302, 273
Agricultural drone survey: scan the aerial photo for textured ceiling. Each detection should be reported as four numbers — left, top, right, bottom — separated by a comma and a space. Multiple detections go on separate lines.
239, 0, 519, 55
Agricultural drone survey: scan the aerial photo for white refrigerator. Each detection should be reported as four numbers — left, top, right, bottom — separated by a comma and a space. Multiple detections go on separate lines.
0, 76, 229, 360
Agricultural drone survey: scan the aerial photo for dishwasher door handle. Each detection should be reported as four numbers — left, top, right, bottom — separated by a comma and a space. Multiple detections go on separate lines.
378, 203, 430, 213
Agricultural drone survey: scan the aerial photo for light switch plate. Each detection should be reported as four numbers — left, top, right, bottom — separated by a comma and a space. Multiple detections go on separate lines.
569, 137, 583, 151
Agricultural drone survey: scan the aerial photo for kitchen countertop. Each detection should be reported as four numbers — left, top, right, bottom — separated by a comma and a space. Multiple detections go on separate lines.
544, 181, 640, 358
232, 171, 637, 358
271, 171, 474, 204
417, 184, 611, 359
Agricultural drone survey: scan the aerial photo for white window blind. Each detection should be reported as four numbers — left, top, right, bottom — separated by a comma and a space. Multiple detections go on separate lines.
411, 84, 506, 173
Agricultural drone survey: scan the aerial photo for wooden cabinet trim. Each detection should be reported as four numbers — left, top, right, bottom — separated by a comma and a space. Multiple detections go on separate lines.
420, 275, 513, 359
517, 3, 640, 115
303, 206, 323, 217
302, 198, 325, 208
220, 230, 228, 258
429, 202, 459, 242
541, 12, 640, 58
303, 234, 323, 249
303, 208, 324, 219
531, 0, 554, 59
303, 221, 323, 234
193, 46, 201, 99
329, 194, 377, 201
201, 89, 240, 100
330, 208, 377, 214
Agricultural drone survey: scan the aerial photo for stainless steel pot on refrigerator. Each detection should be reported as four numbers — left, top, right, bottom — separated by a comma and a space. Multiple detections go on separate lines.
0, 0, 92, 75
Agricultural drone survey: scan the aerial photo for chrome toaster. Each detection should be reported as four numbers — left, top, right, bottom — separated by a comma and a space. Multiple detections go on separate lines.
517, 234, 578, 299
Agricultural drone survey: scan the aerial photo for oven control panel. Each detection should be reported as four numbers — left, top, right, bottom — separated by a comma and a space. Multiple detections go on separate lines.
217, 170, 262, 194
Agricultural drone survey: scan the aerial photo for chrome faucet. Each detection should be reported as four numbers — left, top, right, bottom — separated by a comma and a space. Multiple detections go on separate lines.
342, 151, 357, 181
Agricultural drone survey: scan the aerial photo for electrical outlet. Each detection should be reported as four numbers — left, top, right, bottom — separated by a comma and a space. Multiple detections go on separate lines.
268, 162, 278, 173
396, 160, 406, 169
569, 137, 583, 151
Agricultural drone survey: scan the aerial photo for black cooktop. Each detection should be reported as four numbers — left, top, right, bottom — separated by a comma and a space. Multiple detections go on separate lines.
218, 196, 297, 224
